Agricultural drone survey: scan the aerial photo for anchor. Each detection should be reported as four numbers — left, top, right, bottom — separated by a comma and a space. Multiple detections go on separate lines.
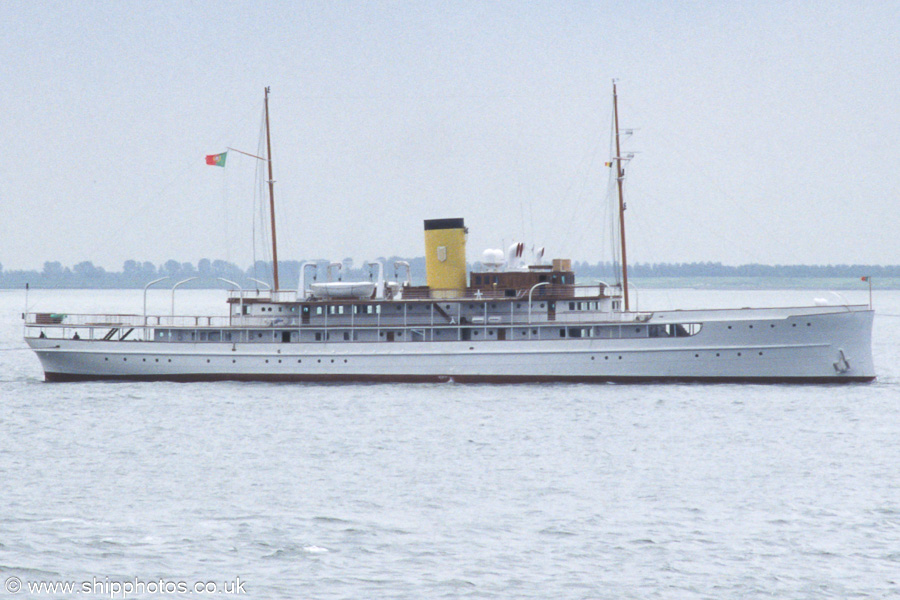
833, 349, 851, 373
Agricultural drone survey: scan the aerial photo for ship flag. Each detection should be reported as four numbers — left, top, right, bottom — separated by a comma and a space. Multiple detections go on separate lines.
205, 152, 227, 167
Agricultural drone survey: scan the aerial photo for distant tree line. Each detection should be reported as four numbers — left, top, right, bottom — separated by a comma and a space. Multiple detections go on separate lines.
0, 257, 427, 289
0, 258, 896, 289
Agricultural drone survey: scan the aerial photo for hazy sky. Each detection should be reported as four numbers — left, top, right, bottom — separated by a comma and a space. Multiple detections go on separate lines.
1, 1, 898, 274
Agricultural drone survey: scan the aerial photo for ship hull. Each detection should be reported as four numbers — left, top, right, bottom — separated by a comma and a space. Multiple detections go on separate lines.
27, 306, 876, 384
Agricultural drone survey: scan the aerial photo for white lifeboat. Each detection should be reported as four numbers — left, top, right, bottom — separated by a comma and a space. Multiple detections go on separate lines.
309, 281, 376, 299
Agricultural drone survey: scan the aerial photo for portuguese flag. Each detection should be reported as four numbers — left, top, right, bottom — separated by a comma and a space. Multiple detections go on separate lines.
205, 152, 227, 167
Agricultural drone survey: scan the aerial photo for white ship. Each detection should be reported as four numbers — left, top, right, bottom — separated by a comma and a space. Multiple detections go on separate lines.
23, 85, 876, 383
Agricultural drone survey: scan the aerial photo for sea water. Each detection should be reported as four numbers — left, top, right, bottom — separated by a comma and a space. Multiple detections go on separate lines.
1, 288, 898, 599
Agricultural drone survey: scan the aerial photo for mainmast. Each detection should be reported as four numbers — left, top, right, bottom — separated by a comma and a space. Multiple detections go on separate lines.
612, 81, 630, 311
264, 86, 280, 291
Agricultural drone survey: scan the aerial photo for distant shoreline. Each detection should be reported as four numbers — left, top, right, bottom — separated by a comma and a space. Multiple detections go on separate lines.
1, 258, 897, 291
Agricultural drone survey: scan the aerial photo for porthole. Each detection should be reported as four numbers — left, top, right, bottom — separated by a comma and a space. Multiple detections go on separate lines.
749, 325, 754, 329
770, 324, 775, 328
604, 356, 609, 360
716, 353, 720, 357
591, 356, 595, 360
694, 354, 699, 358
317, 359, 322, 363
123, 358, 127, 362
807, 323, 811, 327
232, 359, 236, 363
759, 351, 763, 356
168, 359, 172, 363
344, 359, 348, 363
105, 357, 109, 361
206, 359, 210, 363
618, 356, 623, 360
728, 326, 732, 329
737, 352, 742, 357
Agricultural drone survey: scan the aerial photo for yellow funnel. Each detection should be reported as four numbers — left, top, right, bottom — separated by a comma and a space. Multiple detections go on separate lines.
424, 218, 467, 295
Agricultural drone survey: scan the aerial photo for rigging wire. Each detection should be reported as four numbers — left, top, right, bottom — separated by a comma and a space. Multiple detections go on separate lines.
537, 123, 607, 262
62, 101, 264, 273
252, 106, 274, 288
607, 108, 622, 285
221, 163, 231, 268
